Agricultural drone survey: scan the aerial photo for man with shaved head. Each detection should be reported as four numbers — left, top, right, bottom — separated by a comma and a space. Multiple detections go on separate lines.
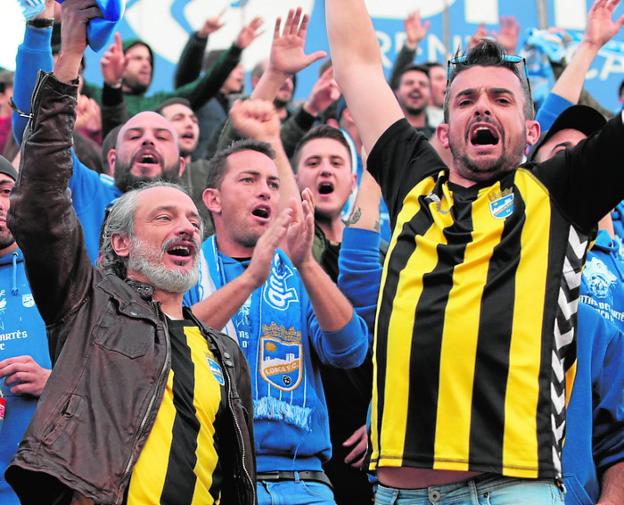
11, 0, 185, 262
5, 3, 255, 503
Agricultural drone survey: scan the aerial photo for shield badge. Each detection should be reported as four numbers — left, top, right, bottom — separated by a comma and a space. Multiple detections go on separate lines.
22, 294, 35, 308
489, 192, 514, 219
260, 336, 303, 392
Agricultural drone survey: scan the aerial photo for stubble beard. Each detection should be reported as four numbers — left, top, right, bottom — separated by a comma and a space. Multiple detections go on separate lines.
114, 158, 181, 193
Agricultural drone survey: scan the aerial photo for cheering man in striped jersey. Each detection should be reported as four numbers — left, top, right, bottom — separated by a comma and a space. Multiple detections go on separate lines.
326, 0, 624, 503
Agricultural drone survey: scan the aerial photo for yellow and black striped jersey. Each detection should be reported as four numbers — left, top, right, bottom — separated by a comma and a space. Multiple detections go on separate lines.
126, 320, 226, 504
367, 117, 624, 479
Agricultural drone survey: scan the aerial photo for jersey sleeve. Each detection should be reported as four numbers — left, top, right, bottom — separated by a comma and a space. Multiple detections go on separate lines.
531, 112, 624, 233
367, 118, 446, 225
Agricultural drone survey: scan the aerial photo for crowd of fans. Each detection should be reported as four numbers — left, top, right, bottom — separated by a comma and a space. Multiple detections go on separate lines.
1, 0, 624, 504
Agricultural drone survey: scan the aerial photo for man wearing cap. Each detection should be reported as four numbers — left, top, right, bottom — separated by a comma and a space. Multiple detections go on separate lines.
529, 104, 624, 505
0, 157, 51, 505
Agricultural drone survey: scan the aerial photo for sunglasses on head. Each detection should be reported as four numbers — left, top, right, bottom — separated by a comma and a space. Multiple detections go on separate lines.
446, 54, 532, 98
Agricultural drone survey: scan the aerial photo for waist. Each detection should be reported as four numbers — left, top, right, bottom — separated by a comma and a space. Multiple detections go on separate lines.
256, 471, 332, 489
378, 467, 482, 488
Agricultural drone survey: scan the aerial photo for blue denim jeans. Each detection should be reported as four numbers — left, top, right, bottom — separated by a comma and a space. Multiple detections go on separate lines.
257, 474, 336, 505
374, 475, 565, 505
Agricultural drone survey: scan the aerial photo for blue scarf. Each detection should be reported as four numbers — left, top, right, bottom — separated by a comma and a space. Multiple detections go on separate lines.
198, 236, 315, 431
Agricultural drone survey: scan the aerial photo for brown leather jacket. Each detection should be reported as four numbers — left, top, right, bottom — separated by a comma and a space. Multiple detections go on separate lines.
6, 72, 256, 505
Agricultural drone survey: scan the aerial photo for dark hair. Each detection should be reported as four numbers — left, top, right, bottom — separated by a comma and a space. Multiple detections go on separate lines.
424, 61, 444, 71
155, 97, 192, 115
206, 139, 276, 190
393, 64, 430, 90
101, 125, 123, 172
444, 39, 534, 121
203, 49, 226, 73
619, 79, 624, 99
293, 125, 351, 170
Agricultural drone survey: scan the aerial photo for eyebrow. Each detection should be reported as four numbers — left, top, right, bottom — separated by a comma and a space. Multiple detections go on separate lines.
125, 127, 173, 136
455, 87, 514, 99
149, 205, 200, 220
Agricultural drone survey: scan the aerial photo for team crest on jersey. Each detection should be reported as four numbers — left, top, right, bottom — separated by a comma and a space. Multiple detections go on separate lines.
0, 290, 6, 313
489, 189, 514, 219
583, 257, 617, 299
206, 355, 225, 386
259, 323, 303, 392
22, 294, 35, 308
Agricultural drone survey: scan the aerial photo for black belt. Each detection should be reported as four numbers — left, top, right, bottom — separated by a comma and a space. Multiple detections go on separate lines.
256, 471, 333, 488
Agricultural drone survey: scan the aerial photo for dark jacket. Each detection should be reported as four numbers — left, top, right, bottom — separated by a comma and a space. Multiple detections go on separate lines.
6, 71, 256, 505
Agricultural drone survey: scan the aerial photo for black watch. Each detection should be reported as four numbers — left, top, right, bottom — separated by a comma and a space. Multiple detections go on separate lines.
27, 18, 55, 28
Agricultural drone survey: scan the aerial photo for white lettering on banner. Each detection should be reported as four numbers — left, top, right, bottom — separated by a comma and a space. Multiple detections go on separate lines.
465, 0, 498, 25
600, 54, 624, 81
0, 343, 4, 351
365, 0, 457, 19
377, 31, 393, 68
554, 0, 587, 30
126, 0, 314, 67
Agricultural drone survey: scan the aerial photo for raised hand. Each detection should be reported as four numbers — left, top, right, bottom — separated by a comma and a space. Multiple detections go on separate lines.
75, 95, 102, 133
100, 32, 126, 87
247, 207, 294, 288
198, 8, 226, 38
584, 0, 624, 49
493, 16, 520, 53
285, 189, 315, 268
404, 10, 431, 49
235, 16, 264, 49
468, 23, 488, 50
304, 67, 341, 117
229, 98, 281, 143
55, 0, 102, 82
268, 8, 327, 76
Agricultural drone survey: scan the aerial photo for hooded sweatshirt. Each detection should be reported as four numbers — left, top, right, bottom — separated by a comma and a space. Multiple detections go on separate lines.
0, 249, 50, 505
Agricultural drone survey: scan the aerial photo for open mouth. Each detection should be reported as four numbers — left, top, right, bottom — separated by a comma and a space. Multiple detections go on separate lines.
408, 91, 422, 100
181, 132, 195, 140
133, 148, 162, 168
251, 204, 271, 220
318, 182, 335, 195
470, 125, 500, 146
165, 241, 196, 260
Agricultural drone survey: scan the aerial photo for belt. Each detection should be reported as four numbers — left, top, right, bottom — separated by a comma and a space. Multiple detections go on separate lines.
256, 471, 333, 488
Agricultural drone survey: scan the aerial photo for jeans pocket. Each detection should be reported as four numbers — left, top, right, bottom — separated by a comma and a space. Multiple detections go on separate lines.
300, 481, 335, 503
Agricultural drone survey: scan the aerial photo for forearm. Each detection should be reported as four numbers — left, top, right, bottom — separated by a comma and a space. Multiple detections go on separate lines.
251, 68, 289, 102
179, 44, 242, 110
551, 41, 599, 104
191, 271, 258, 330
298, 259, 354, 331
274, 140, 302, 212
347, 170, 381, 231
598, 462, 624, 505
174, 32, 208, 89
13, 25, 54, 144
389, 44, 417, 90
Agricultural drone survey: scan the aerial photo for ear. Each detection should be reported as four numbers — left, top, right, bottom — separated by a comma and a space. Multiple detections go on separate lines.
178, 156, 187, 176
351, 173, 357, 192
107, 148, 117, 177
111, 233, 131, 258
525, 119, 541, 147
202, 187, 222, 215
436, 123, 450, 150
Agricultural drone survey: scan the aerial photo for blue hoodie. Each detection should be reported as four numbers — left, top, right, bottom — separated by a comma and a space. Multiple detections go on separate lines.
0, 249, 50, 505
185, 238, 368, 472
613, 201, 624, 244
12, 24, 121, 263
563, 303, 624, 505
579, 229, 624, 333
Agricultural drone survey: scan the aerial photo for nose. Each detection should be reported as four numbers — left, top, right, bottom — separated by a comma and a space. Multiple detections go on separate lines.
257, 180, 272, 200
473, 94, 492, 117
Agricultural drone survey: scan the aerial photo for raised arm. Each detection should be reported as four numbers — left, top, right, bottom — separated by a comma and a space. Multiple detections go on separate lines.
174, 13, 225, 89
551, 0, 624, 105
8, 0, 101, 341
389, 11, 429, 89
326, 0, 403, 154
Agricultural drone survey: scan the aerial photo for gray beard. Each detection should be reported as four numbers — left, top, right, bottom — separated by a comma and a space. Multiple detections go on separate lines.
128, 238, 199, 294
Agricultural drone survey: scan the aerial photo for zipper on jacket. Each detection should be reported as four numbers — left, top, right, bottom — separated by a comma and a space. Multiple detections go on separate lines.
116, 305, 170, 504
225, 358, 256, 503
